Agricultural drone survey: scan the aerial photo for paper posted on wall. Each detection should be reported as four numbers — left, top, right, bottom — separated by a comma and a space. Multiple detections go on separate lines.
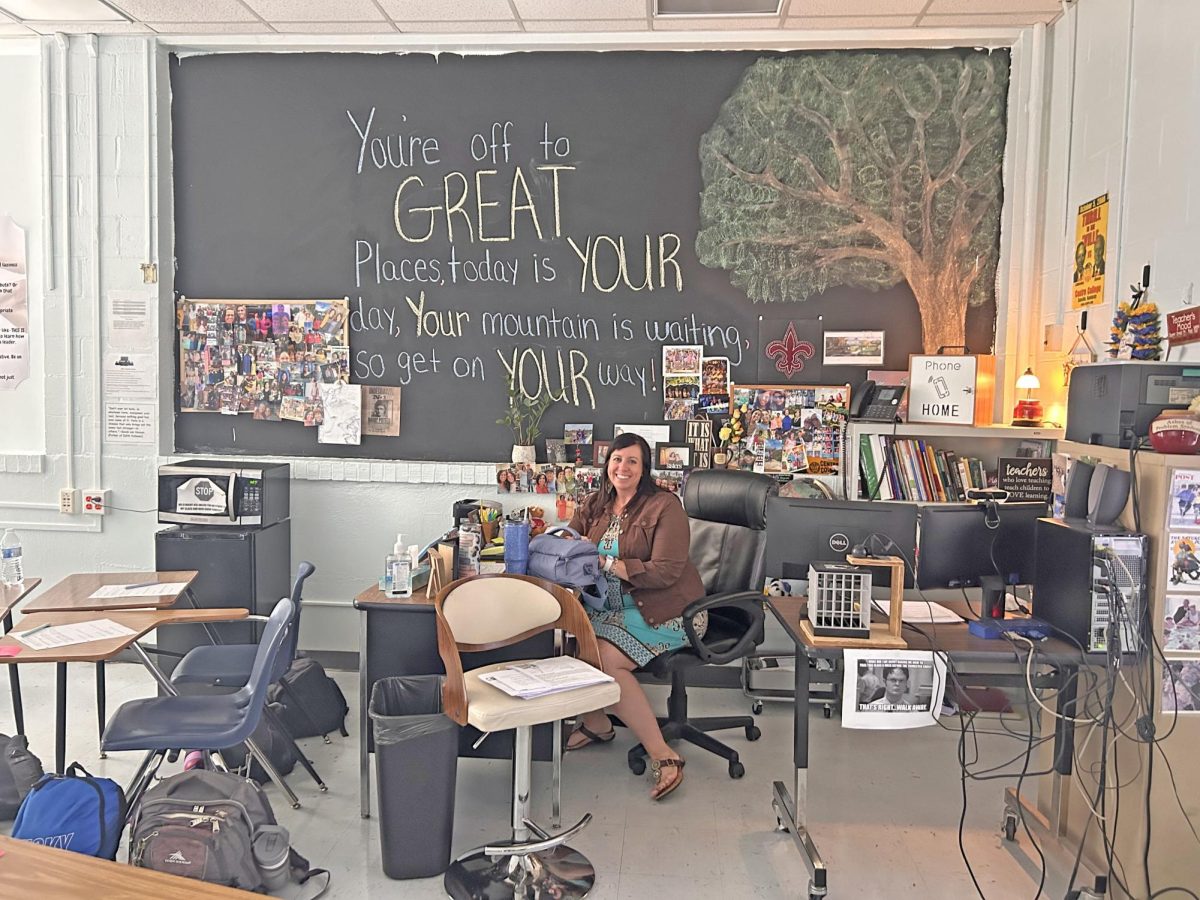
841, 649, 947, 730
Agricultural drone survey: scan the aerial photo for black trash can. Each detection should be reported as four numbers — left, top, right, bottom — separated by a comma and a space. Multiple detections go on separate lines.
369, 675, 461, 879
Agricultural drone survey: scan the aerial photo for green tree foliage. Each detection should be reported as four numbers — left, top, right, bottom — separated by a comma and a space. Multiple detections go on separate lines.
696, 50, 1009, 352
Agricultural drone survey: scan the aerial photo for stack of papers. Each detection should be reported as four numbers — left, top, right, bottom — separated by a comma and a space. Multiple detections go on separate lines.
13, 618, 137, 650
88, 582, 190, 599
479, 657, 614, 700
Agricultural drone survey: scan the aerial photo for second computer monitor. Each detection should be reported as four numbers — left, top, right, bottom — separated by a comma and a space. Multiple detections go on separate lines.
915, 501, 1044, 590
764, 496, 918, 588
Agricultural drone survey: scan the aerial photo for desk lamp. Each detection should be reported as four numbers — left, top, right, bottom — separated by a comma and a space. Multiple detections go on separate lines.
1011, 368, 1042, 426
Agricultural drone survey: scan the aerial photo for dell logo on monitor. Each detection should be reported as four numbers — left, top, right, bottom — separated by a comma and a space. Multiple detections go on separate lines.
828, 533, 850, 553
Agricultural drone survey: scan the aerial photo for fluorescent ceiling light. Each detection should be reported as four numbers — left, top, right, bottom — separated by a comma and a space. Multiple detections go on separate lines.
0, 0, 125, 20
657, 0, 781, 14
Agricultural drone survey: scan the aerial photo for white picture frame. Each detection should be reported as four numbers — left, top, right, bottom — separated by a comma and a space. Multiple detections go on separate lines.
823, 331, 885, 366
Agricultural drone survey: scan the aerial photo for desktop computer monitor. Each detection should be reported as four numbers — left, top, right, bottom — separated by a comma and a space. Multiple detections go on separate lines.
916, 501, 1045, 618
764, 496, 919, 588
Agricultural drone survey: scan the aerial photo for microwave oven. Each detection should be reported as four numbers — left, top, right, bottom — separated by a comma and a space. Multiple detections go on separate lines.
158, 460, 290, 527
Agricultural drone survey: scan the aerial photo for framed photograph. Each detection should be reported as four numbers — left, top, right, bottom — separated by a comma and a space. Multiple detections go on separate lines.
614, 423, 671, 448
545, 438, 567, 464
593, 440, 612, 467
1165, 596, 1200, 652
824, 331, 884, 366
564, 423, 594, 445
1163, 659, 1200, 713
651, 469, 685, 494
662, 345, 702, 375
655, 443, 691, 470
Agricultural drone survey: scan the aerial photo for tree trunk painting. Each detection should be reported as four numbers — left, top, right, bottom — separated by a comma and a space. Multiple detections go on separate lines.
696, 50, 1009, 353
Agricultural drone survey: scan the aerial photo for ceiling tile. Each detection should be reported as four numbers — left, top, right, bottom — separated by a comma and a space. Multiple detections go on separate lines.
921, 11, 1057, 26
25, 20, 150, 32
2, 0, 123, 20
244, 0, 387, 21
0, 22, 35, 33
926, 0, 1059, 12
392, 19, 522, 32
785, 14, 917, 28
148, 20, 274, 32
117, 0, 259, 22
654, 14, 779, 28
789, 0, 925, 14
515, 0, 645, 19
524, 18, 647, 31
271, 21, 398, 32
377, 0, 515, 21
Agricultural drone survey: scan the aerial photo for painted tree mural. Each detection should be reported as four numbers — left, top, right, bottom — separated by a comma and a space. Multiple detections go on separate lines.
696, 50, 1009, 352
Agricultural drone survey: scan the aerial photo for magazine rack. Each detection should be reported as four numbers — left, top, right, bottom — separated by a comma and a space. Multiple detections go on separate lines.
797, 555, 907, 649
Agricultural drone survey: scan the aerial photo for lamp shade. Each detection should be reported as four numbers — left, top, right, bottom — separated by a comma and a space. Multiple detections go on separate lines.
1015, 368, 1040, 391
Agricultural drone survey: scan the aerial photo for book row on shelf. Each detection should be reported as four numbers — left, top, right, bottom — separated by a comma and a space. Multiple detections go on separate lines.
858, 434, 995, 502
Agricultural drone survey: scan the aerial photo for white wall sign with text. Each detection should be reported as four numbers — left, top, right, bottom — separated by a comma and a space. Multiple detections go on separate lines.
906, 355, 978, 425
0, 215, 29, 389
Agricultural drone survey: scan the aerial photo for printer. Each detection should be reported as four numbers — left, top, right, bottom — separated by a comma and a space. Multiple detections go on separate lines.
1066, 361, 1200, 448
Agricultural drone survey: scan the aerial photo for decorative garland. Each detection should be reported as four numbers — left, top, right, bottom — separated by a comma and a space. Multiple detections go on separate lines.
1108, 299, 1161, 360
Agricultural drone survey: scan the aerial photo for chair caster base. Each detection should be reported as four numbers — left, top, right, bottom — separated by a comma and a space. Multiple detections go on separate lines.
318, 784, 328, 792
444, 842, 595, 899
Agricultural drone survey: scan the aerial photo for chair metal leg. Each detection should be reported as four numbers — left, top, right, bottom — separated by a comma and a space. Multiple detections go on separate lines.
123, 750, 164, 817
445, 724, 596, 900
245, 736, 302, 809
96, 661, 107, 758
4, 611, 23, 735
264, 704, 327, 792
55, 662, 67, 774
552, 718, 562, 829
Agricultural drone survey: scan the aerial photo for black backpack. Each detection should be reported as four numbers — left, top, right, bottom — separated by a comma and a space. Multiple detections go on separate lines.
0, 733, 44, 820
219, 706, 298, 784
268, 658, 349, 740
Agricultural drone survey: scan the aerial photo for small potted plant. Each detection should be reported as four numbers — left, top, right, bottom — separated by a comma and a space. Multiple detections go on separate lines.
497, 386, 553, 464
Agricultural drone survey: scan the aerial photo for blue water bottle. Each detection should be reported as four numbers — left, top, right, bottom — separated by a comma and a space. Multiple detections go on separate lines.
503, 520, 531, 575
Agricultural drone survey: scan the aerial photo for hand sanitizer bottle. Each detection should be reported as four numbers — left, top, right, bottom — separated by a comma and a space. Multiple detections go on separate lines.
388, 532, 411, 597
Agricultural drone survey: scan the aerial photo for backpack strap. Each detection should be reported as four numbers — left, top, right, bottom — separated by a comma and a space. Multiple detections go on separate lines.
289, 847, 331, 900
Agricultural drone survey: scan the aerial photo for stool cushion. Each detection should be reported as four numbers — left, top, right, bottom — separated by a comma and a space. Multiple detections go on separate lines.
464, 660, 621, 733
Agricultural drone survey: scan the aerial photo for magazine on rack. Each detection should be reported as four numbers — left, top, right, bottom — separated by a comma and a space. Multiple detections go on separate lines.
478, 656, 614, 700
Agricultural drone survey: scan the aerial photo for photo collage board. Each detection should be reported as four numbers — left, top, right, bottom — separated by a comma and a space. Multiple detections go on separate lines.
1164, 468, 1200, 713
177, 298, 350, 425
726, 384, 850, 476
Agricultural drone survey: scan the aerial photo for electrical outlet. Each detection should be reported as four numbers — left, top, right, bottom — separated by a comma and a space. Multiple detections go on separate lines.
83, 489, 110, 515
59, 488, 80, 515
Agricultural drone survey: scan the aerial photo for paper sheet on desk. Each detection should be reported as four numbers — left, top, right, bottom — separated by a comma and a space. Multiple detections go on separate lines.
88, 582, 190, 599
13, 618, 136, 650
479, 657, 613, 699
895, 601, 964, 624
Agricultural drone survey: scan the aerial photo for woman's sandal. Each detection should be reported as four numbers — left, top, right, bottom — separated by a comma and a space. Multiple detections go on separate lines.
649, 756, 685, 800
564, 720, 616, 751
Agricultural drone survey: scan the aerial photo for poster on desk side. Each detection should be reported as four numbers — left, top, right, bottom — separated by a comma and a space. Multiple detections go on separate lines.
842, 650, 947, 730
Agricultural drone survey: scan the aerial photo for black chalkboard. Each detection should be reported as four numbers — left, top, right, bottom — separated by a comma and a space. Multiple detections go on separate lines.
171, 51, 954, 461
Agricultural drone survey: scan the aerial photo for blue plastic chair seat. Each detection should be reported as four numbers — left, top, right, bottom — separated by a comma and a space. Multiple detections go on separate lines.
101, 692, 255, 752
171, 644, 256, 688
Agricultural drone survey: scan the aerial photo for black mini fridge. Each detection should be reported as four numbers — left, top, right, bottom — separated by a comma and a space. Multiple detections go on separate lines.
154, 521, 291, 675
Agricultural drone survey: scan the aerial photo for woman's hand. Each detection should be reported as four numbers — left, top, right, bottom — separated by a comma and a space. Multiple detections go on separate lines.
608, 559, 629, 581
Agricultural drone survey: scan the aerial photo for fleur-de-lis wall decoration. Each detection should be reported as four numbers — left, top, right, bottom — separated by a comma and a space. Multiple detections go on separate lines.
765, 322, 815, 378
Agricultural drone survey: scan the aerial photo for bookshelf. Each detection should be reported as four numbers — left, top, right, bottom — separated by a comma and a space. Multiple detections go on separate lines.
847, 422, 1064, 502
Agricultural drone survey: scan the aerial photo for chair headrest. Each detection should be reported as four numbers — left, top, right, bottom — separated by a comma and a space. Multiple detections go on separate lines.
683, 469, 776, 530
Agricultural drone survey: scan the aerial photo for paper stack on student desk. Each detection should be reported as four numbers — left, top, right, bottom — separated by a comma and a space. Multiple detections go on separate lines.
479, 657, 614, 700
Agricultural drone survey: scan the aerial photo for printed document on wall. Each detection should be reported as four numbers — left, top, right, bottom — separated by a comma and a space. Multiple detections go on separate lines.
842, 649, 947, 730
0, 215, 29, 389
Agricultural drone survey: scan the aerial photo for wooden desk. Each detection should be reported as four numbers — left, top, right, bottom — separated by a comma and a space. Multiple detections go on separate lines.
0, 606, 248, 773
21, 570, 198, 613
765, 596, 1086, 900
1, 577, 41, 735
0, 834, 256, 898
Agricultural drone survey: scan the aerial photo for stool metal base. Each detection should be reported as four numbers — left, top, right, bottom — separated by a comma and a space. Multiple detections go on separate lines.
444, 842, 595, 900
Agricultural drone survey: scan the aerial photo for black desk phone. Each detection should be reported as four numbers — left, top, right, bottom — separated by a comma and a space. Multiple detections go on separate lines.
849, 380, 906, 422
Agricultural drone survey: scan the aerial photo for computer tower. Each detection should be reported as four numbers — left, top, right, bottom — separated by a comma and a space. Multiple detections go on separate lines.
154, 521, 292, 675
1034, 518, 1146, 654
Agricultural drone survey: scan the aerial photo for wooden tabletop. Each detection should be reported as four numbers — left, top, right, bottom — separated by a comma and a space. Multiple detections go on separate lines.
0, 607, 248, 664
22, 571, 199, 613
0, 834, 258, 899
766, 595, 1082, 664
1, 578, 42, 620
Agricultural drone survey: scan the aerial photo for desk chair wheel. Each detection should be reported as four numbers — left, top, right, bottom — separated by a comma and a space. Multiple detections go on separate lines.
728, 759, 745, 779
823, 705, 832, 719
745, 724, 761, 741
751, 700, 764, 715
1003, 812, 1018, 842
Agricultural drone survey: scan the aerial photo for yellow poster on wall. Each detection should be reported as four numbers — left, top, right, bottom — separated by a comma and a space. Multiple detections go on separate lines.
1071, 192, 1109, 309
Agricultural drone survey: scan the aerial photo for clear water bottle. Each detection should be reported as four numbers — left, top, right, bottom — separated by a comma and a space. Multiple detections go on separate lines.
1, 529, 23, 586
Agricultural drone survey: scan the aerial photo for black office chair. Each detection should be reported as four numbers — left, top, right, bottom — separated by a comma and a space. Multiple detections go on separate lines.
628, 468, 777, 779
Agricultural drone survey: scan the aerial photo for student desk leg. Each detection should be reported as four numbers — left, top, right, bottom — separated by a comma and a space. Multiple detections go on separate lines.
770, 640, 828, 900
55, 662, 67, 774
3, 610, 22, 734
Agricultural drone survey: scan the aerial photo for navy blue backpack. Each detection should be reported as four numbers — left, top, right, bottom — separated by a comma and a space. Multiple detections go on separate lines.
12, 762, 127, 859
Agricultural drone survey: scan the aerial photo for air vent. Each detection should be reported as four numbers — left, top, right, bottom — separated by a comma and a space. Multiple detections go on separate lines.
656, 0, 782, 15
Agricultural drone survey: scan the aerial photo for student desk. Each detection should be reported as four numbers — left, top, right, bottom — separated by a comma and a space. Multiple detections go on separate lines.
0, 834, 257, 898
354, 582, 558, 819
1, 577, 41, 735
0, 606, 248, 774
19, 570, 201, 755
765, 595, 1084, 900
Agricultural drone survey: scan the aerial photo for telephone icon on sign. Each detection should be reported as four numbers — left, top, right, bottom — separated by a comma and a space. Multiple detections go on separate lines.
931, 376, 950, 399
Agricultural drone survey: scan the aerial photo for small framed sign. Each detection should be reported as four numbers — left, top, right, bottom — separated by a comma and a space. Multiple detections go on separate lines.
906, 355, 978, 425
997, 457, 1053, 505
1167, 308, 1200, 347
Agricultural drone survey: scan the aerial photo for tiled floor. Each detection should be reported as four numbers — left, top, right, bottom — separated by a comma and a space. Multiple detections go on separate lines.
1, 661, 1093, 898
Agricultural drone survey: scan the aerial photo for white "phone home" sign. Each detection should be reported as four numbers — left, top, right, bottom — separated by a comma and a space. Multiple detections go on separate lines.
906, 355, 978, 425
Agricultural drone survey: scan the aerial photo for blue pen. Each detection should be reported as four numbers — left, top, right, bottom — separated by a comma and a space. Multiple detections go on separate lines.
21, 622, 53, 638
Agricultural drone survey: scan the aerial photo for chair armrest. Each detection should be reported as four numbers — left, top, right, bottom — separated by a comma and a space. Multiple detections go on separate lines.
681, 591, 765, 665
